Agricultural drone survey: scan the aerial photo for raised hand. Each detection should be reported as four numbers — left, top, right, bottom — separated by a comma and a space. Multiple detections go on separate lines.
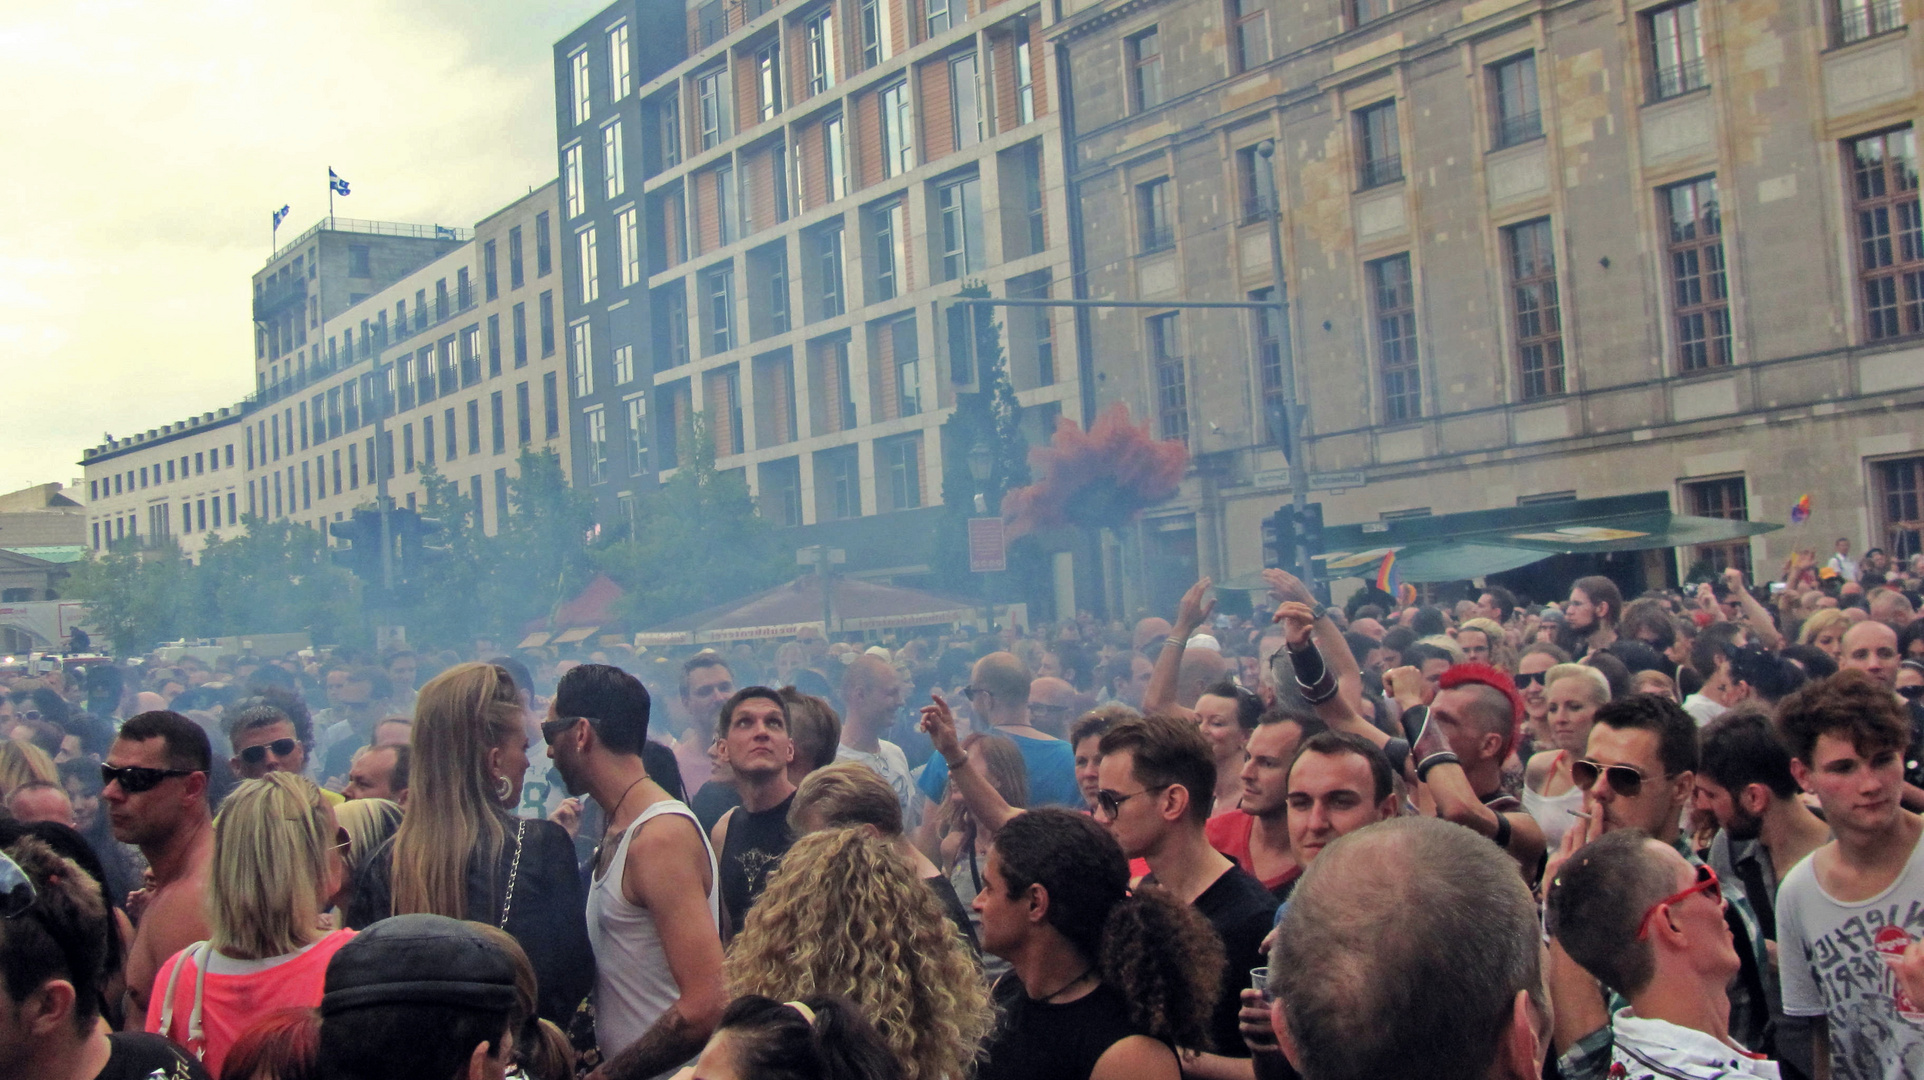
919, 691, 966, 767
1274, 600, 1317, 647
1264, 567, 1315, 606
1175, 577, 1217, 636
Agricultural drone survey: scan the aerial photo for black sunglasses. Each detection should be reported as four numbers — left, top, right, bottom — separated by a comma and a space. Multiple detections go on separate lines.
1900, 685, 1924, 701
101, 763, 197, 794
238, 738, 300, 765
1515, 671, 1549, 688
1571, 759, 1657, 798
541, 716, 584, 745
0, 852, 33, 919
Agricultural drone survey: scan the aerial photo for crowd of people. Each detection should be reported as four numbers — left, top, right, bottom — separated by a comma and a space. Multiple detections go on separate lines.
3, 540, 1923, 1080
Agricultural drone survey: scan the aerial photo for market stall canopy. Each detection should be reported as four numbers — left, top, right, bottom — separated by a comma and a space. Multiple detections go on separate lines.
635, 574, 981, 645
1313, 492, 1782, 584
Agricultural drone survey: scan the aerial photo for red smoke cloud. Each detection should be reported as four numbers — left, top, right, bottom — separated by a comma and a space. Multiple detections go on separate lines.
1003, 403, 1188, 537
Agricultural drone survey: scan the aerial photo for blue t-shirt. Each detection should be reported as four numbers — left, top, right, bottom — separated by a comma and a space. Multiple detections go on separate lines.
918, 730, 1083, 808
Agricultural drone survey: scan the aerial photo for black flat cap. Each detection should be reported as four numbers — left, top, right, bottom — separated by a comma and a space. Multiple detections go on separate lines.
322, 914, 519, 1016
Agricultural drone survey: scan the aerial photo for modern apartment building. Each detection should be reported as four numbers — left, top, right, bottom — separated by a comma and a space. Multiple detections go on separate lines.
1056, 0, 1924, 609
79, 406, 249, 558
555, 0, 1079, 587
240, 184, 571, 537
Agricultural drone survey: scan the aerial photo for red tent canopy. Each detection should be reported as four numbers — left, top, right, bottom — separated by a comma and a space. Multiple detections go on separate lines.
634, 574, 979, 645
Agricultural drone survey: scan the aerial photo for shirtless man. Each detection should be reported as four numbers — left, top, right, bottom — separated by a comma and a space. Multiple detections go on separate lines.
103, 710, 214, 1026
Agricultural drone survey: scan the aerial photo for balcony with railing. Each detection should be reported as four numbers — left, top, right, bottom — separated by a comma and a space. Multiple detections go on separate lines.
1836, 0, 1906, 45
1360, 156, 1405, 190
693, 0, 783, 50
253, 277, 307, 323
1648, 55, 1708, 102
1495, 109, 1543, 149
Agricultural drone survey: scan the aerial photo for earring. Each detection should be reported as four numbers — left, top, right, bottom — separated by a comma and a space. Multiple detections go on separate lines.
494, 775, 512, 802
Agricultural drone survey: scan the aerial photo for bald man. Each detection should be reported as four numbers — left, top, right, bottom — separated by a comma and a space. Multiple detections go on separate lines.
838, 654, 919, 823
1026, 676, 1079, 737
916, 652, 1081, 808
1841, 619, 1924, 812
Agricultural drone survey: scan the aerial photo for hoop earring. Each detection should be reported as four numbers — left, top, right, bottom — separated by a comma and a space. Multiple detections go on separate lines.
494, 775, 513, 802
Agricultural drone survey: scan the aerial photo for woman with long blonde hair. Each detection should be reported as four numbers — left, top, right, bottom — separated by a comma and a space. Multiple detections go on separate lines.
725, 826, 993, 1080
146, 773, 353, 1076
0, 739, 56, 799
347, 662, 591, 1022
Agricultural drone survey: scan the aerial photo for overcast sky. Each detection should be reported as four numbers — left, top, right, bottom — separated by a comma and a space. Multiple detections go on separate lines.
0, 0, 593, 494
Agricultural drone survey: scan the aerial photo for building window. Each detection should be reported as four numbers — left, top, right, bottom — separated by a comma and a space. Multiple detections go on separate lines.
926, 0, 952, 36
540, 291, 556, 355
716, 164, 738, 247
626, 396, 649, 474
811, 223, 846, 319
697, 68, 728, 150
491, 391, 507, 453
868, 200, 906, 302
484, 240, 499, 300
951, 53, 982, 149
578, 228, 600, 304
1836, 0, 1906, 45
543, 372, 561, 438
820, 447, 861, 519
1505, 218, 1565, 399
1490, 53, 1541, 149
603, 121, 626, 199
824, 115, 850, 202
859, 0, 889, 68
1874, 455, 1924, 558
757, 41, 782, 122
1251, 287, 1288, 444
509, 226, 525, 288
585, 406, 609, 483
805, 9, 837, 95
1127, 28, 1164, 112
461, 325, 483, 386
1147, 313, 1187, 445
937, 174, 983, 280
882, 436, 922, 510
614, 344, 635, 385
1661, 177, 1731, 371
706, 264, 737, 353
881, 81, 914, 177
517, 382, 533, 444
1015, 29, 1037, 125
658, 93, 683, 169
1355, 100, 1403, 188
572, 322, 595, 397
609, 22, 631, 98
1229, 0, 1269, 72
1137, 177, 1173, 253
887, 316, 921, 417
1017, 142, 1047, 255
618, 207, 641, 288
512, 303, 529, 367
661, 284, 691, 369
536, 212, 553, 275
1236, 145, 1277, 225
1348, 0, 1388, 26
1368, 253, 1420, 422
1848, 126, 1922, 341
348, 245, 371, 277
1644, 1, 1707, 101
571, 49, 592, 125
1683, 476, 1751, 574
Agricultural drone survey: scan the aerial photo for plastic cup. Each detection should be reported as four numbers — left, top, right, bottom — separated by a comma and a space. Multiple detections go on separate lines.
1250, 966, 1269, 993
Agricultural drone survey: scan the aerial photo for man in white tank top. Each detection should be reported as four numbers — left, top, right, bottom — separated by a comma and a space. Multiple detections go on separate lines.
545, 664, 725, 1079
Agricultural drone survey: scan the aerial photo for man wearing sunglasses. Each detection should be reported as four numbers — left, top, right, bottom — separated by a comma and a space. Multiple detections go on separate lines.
1547, 831, 1775, 1079
1549, 695, 1772, 1080
224, 704, 342, 808
101, 710, 213, 1026
0, 841, 213, 1080
1774, 670, 1924, 1080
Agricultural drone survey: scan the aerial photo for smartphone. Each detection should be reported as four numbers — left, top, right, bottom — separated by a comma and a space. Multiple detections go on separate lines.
1768, 582, 1787, 595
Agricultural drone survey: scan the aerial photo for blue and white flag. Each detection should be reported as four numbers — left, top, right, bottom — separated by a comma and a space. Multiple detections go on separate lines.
434, 225, 456, 239
272, 205, 291, 228
329, 168, 351, 196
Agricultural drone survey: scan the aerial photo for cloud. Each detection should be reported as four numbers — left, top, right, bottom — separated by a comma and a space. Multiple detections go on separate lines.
0, 0, 596, 490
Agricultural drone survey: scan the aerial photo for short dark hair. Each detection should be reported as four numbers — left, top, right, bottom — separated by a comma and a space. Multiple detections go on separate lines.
1582, 651, 1633, 700
778, 688, 841, 772
1775, 669, 1911, 765
1593, 694, 1698, 779
715, 686, 789, 740
1545, 828, 1675, 998
1343, 632, 1378, 661
1047, 642, 1094, 693
1069, 711, 1118, 748
1404, 642, 1454, 670
1480, 586, 1518, 623
241, 687, 315, 746
0, 837, 111, 1032
680, 653, 732, 700
1409, 607, 1447, 637
1380, 627, 1417, 656
1572, 576, 1624, 624
1098, 714, 1217, 826
1618, 599, 1676, 651
225, 703, 302, 747
993, 809, 1130, 962
1287, 730, 1392, 804
1729, 645, 1807, 704
553, 664, 652, 754
316, 1004, 512, 1080
1688, 622, 1747, 687
1699, 710, 1799, 801
712, 994, 902, 1080
116, 710, 212, 774
1199, 680, 1262, 733
1778, 644, 1839, 681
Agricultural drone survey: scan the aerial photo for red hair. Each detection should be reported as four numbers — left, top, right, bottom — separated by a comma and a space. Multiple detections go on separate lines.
222, 1007, 320, 1080
1437, 662, 1525, 758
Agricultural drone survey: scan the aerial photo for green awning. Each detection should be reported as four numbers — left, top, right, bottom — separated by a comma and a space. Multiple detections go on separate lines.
1312, 492, 1781, 583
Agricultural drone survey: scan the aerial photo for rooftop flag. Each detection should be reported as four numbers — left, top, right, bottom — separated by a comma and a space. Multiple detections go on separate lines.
272, 205, 291, 229
329, 168, 351, 196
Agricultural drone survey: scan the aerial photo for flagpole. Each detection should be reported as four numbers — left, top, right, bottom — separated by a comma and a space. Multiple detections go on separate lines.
328, 173, 334, 227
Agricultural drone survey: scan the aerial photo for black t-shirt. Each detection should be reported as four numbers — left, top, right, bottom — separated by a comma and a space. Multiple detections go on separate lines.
96, 1032, 212, 1080
979, 976, 1155, 1080
1905, 700, 1924, 791
1191, 865, 1281, 1059
691, 780, 743, 833
924, 871, 981, 955
719, 791, 796, 935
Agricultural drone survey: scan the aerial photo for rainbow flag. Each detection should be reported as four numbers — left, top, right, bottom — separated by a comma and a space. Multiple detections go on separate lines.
1374, 551, 1400, 596
1790, 494, 1811, 524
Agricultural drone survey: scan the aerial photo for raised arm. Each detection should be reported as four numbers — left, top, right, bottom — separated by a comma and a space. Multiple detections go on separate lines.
1721, 567, 1783, 650
1265, 569, 1363, 714
1406, 703, 1545, 871
1145, 578, 1214, 720
1276, 602, 1388, 752
919, 693, 1021, 834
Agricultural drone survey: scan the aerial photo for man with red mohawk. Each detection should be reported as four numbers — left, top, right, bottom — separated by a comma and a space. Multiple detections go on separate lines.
1406, 662, 1546, 870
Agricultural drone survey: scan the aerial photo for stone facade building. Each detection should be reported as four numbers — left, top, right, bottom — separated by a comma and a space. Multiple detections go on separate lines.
1055, 0, 1923, 608
80, 410, 248, 559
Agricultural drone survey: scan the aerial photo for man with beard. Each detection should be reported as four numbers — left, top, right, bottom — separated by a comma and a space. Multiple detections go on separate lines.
1696, 710, 1830, 942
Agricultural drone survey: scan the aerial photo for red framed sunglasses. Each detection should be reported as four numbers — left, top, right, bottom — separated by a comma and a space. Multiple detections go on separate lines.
1635, 862, 1722, 940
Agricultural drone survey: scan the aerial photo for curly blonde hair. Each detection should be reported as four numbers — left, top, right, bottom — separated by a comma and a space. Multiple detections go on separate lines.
725, 827, 992, 1080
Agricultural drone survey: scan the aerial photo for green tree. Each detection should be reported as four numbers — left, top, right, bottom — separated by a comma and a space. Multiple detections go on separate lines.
402, 464, 493, 649
487, 448, 599, 636
935, 289, 1029, 591
596, 412, 789, 629
194, 518, 362, 644
65, 540, 196, 653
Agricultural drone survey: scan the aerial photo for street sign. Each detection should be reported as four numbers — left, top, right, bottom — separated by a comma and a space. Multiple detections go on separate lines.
968, 517, 1007, 573
1308, 470, 1368, 491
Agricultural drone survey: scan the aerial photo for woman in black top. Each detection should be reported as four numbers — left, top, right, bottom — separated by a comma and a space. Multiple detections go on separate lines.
347, 662, 592, 1024
975, 809, 1221, 1080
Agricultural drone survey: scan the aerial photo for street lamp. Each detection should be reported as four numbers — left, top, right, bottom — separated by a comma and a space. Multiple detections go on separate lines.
1256, 139, 1316, 595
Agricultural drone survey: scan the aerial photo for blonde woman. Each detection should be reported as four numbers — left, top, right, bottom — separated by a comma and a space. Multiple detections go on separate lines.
1521, 664, 1610, 849
1797, 608, 1851, 663
0, 739, 57, 800
328, 797, 402, 912
725, 827, 994, 1080
145, 773, 353, 1076
347, 662, 591, 1023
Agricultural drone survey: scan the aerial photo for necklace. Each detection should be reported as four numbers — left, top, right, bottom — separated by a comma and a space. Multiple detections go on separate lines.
1031, 966, 1095, 1003
593, 774, 648, 870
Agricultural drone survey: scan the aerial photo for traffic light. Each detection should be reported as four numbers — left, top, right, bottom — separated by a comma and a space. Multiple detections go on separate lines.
328, 509, 385, 580
1264, 502, 1326, 570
